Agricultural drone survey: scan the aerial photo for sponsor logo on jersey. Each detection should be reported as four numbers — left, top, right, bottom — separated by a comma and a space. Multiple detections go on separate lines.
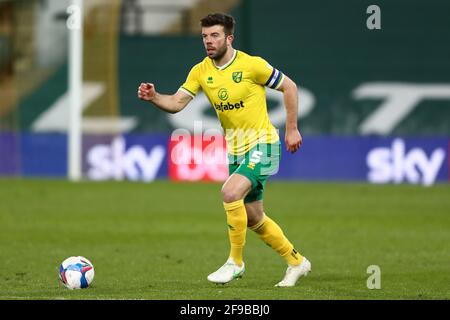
214, 101, 245, 112
218, 88, 228, 100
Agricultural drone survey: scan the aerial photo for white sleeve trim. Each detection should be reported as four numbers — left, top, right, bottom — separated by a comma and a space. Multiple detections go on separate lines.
178, 87, 195, 98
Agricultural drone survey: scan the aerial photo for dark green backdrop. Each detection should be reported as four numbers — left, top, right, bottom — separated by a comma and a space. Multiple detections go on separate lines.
17, 0, 450, 135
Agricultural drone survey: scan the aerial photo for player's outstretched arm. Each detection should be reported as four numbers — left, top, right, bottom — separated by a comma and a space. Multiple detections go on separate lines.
277, 75, 302, 153
138, 82, 192, 114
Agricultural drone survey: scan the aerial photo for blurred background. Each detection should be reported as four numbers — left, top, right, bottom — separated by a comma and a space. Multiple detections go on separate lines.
0, 0, 449, 184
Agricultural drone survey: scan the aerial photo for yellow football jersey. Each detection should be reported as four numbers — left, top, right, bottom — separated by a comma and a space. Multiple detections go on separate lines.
179, 50, 284, 155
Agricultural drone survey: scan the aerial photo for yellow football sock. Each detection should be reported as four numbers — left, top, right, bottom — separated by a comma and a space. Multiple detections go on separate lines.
249, 214, 303, 266
223, 199, 247, 266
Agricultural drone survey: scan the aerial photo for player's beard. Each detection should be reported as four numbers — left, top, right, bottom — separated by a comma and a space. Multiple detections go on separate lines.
209, 41, 228, 61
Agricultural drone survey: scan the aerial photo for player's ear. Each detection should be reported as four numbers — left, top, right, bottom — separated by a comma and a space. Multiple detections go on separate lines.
227, 34, 234, 45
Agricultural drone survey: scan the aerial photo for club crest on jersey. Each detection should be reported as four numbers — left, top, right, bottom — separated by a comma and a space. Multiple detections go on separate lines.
232, 71, 242, 83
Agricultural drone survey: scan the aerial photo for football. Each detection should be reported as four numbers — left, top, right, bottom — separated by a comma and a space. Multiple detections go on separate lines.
59, 256, 95, 290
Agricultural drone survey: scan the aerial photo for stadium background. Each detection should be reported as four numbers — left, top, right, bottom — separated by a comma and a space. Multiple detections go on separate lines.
0, 0, 449, 301
1, 0, 449, 183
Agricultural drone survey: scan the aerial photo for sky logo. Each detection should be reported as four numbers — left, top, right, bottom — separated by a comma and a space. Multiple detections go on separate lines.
86, 136, 166, 181
366, 138, 446, 186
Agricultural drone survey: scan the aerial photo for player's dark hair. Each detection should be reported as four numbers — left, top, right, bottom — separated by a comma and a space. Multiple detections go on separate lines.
200, 13, 235, 35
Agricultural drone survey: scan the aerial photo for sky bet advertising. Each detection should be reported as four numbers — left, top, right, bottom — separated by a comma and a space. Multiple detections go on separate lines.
0, 133, 448, 186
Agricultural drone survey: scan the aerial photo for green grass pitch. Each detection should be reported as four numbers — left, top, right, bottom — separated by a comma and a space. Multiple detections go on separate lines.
0, 179, 449, 300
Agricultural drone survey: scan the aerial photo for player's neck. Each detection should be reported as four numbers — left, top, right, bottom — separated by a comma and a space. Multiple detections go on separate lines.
213, 48, 236, 70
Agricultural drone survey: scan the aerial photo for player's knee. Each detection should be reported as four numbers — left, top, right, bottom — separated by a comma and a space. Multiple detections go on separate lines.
221, 188, 242, 203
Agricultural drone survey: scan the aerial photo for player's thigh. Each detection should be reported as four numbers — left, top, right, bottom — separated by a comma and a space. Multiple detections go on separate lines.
221, 173, 252, 202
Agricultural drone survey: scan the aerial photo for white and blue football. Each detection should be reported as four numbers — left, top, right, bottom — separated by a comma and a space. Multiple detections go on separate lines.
59, 256, 95, 289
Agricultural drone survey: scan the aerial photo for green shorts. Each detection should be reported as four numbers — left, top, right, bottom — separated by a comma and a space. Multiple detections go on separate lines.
228, 141, 281, 203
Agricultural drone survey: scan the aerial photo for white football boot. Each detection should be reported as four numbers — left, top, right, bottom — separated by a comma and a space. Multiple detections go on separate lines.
207, 258, 245, 284
275, 256, 311, 287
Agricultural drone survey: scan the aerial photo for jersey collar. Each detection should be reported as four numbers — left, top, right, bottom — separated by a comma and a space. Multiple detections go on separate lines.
213, 49, 237, 70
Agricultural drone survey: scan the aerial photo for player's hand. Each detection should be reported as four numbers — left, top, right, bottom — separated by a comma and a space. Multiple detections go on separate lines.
285, 129, 302, 153
138, 83, 156, 101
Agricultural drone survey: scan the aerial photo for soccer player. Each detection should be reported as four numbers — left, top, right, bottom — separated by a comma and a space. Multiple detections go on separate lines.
137, 13, 311, 287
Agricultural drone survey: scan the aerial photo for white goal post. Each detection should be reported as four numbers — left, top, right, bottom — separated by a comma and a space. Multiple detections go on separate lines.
67, 0, 83, 181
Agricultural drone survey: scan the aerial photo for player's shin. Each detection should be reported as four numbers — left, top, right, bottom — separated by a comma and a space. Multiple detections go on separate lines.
249, 214, 303, 266
223, 199, 247, 266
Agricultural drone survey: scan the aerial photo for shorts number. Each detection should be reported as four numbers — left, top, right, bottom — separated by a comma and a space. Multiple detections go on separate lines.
250, 151, 263, 164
